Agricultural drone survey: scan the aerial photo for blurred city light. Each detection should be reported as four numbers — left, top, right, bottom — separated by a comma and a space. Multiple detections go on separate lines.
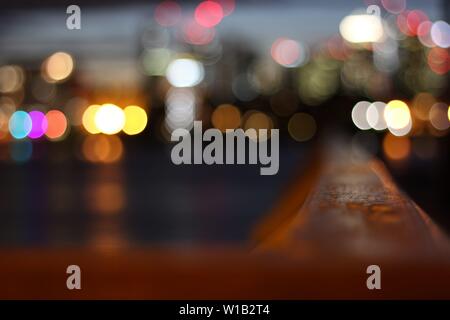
271, 38, 308, 68
182, 19, 216, 45
165, 87, 196, 131
243, 111, 273, 141
42, 52, 74, 83
406, 10, 429, 36
367, 101, 388, 131
211, 104, 241, 132
384, 100, 411, 130
28, 110, 48, 139
0, 65, 24, 94
123, 106, 148, 135
352, 101, 372, 130
82, 104, 101, 134
166, 58, 205, 87
340, 12, 384, 43
427, 47, 449, 75
45, 110, 68, 140
384, 100, 412, 136
9, 111, 32, 139
429, 103, 450, 131
95, 104, 126, 135
141, 48, 173, 76
431, 20, 450, 48
249, 59, 282, 95
417, 21, 435, 47
412, 93, 436, 121
195, 1, 224, 28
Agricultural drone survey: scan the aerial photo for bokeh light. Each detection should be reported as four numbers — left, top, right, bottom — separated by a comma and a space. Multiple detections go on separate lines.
211, 104, 241, 132
366, 101, 387, 131
95, 104, 125, 135
412, 93, 436, 121
166, 58, 205, 87
0, 96, 17, 116
42, 52, 74, 83
243, 111, 273, 141
340, 13, 384, 43
0, 65, 25, 93
427, 47, 449, 75
351, 101, 372, 130
9, 111, 32, 139
271, 38, 308, 68
28, 110, 48, 139
82, 104, 101, 134
165, 87, 196, 131
406, 10, 428, 36
417, 21, 435, 48
123, 106, 148, 135
141, 48, 173, 76
384, 100, 411, 130
249, 59, 282, 95
195, 1, 224, 28
299, 58, 339, 106
429, 103, 450, 131
388, 120, 412, 137
431, 21, 450, 48
397, 11, 413, 36
45, 110, 68, 140
182, 19, 216, 45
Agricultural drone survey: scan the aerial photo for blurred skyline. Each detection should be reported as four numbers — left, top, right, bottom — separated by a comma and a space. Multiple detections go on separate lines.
0, 0, 445, 61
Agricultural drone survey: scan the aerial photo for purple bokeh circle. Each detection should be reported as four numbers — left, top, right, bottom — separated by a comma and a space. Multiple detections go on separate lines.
28, 111, 48, 139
